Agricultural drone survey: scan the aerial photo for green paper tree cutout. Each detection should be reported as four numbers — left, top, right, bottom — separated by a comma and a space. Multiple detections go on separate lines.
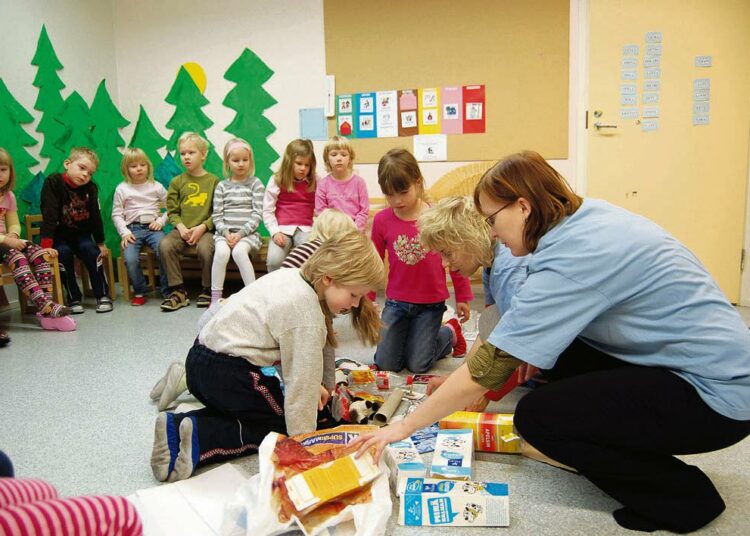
223, 48, 279, 185
0, 78, 40, 229
154, 152, 182, 191
31, 25, 67, 175
46, 91, 95, 174
129, 105, 167, 170
164, 66, 222, 177
90, 79, 130, 257
19, 172, 46, 222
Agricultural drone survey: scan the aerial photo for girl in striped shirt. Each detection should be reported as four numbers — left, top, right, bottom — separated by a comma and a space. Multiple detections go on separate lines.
210, 139, 265, 304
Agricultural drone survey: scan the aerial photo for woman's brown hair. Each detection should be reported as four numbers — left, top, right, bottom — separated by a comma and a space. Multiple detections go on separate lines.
474, 150, 582, 252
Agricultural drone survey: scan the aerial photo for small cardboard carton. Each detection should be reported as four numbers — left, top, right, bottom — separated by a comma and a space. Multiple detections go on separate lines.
440, 411, 522, 454
430, 428, 473, 480
384, 438, 427, 496
399, 478, 509, 526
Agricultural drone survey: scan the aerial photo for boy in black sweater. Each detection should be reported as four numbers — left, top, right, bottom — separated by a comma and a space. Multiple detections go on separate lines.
40, 147, 113, 313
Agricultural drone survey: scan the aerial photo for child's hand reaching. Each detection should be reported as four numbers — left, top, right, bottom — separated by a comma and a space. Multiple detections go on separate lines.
318, 384, 331, 410
456, 302, 470, 323
121, 233, 136, 249
272, 232, 288, 247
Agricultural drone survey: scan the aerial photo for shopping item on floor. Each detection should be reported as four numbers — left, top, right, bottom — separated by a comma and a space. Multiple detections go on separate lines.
430, 428, 474, 480
440, 411, 522, 453
384, 437, 427, 496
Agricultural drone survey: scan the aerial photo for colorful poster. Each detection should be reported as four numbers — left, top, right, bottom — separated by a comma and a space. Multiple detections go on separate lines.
413, 134, 447, 161
417, 87, 440, 134
462, 85, 486, 134
355, 92, 377, 138
336, 94, 355, 137
398, 89, 419, 137
376, 90, 398, 138
440, 86, 463, 134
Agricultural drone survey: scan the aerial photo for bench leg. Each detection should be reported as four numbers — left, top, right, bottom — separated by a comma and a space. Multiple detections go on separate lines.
118, 256, 131, 301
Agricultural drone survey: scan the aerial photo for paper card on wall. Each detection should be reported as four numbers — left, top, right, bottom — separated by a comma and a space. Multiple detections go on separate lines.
462, 85, 486, 134
336, 94, 357, 137
398, 89, 419, 136
623, 44, 640, 56
643, 107, 660, 118
337, 114, 354, 137
693, 89, 710, 101
440, 86, 463, 134
644, 80, 661, 91
376, 90, 398, 138
642, 92, 659, 104
355, 92, 376, 138
621, 94, 637, 105
693, 102, 710, 114
644, 56, 661, 68
299, 108, 328, 140
620, 108, 639, 119
621, 58, 637, 69
413, 134, 447, 161
692, 114, 710, 125
695, 56, 712, 67
620, 84, 637, 96
646, 44, 663, 56
693, 78, 710, 90
645, 31, 662, 43
641, 119, 659, 132
644, 68, 661, 79
418, 88, 440, 134
621, 70, 637, 80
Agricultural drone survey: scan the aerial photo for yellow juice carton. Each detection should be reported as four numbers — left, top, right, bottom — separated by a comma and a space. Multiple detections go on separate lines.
439, 411, 521, 454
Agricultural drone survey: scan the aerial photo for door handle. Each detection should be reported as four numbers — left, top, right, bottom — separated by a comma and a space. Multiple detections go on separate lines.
594, 122, 618, 130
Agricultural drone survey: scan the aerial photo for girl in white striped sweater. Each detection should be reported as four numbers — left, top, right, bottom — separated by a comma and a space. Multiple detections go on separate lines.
210, 138, 265, 304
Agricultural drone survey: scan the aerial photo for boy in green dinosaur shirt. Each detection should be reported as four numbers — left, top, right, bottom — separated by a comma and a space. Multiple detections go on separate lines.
159, 132, 219, 311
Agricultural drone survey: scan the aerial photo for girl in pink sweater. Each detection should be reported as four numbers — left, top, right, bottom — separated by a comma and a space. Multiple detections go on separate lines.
315, 136, 369, 231
371, 148, 471, 373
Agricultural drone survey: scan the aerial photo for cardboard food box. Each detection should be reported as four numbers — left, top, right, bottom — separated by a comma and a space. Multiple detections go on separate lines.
284, 451, 381, 512
384, 438, 427, 496
399, 478, 509, 527
430, 428, 473, 480
440, 411, 522, 454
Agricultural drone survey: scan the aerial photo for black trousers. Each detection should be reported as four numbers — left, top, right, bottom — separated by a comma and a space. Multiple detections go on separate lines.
515, 338, 750, 533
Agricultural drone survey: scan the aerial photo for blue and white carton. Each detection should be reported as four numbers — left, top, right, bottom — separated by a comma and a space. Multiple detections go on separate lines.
430, 428, 473, 480
384, 438, 427, 496
399, 478, 510, 526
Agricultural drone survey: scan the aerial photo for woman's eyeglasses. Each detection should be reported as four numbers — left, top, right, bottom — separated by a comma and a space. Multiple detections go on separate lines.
484, 201, 515, 227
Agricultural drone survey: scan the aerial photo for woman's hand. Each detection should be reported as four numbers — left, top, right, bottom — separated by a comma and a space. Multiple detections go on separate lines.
350, 419, 412, 464
464, 394, 491, 413
456, 302, 470, 323
518, 362, 540, 383
318, 385, 331, 410
121, 233, 136, 249
273, 232, 288, 247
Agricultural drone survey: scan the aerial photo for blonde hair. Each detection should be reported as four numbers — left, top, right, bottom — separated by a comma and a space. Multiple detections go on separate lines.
475, 150, 582, 253
301, 231, 385, 347
310, 208, 357, 241
419, 196, 494, 268
0, 148, 16, 194
222, 138, 255, 177
177, 132, 209, 154
67, 147, 99, 168
120, 148, 155, 184
275, 139, 316, 192
323, 136, 355, 173
377, 148, 426, 200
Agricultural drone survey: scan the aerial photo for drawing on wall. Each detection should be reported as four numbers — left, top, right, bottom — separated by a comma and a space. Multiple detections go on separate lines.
0, 25, 279, 247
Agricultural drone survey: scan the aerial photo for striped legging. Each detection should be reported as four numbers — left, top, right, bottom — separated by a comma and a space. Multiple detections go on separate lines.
0, 478, 141, 536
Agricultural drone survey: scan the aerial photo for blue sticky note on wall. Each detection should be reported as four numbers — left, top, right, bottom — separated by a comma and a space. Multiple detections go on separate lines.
299, 108, 329, 140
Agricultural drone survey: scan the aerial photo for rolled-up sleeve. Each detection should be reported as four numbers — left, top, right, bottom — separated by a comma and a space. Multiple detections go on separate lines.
466, 340, 522, 391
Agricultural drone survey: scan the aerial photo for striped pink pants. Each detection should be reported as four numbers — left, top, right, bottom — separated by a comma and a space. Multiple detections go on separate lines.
0, 478, 141, 536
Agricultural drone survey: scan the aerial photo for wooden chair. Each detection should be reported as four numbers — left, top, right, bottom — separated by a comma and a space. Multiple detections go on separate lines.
24, 215, 117, 301
1, 241, 64, 315
178, 237, 270, 283
117, 245, 159, 301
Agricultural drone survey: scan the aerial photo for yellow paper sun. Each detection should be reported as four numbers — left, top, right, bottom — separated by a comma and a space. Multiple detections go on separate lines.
182, 62, 207, 93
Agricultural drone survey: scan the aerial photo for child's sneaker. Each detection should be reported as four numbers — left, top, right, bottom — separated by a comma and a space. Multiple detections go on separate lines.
69, 301, 85, 314
167, 417, 197, 482
149, 360, 184, 401
157, 362, 187, 411
445, 318, 467, 357
160, 288, 189, 312
195, 288, 211, 308
96, 296, 113, 313
151, 412, 179, 482
131, 295, 147, 306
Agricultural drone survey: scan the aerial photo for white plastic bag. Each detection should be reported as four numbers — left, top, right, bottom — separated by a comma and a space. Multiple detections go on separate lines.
222, 432, 392, 536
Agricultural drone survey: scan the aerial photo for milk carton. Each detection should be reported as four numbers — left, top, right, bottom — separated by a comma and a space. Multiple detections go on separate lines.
384, 438, 427, 496
399, 478, 510, 526
430, 428, 473, 480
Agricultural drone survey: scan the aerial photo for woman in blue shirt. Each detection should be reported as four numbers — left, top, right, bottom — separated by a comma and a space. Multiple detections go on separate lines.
354, 150, 750, 533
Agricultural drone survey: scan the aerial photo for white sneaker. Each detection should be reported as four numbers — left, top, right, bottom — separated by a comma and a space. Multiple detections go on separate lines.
157, 362, 187, 411
69, 301, 85, 314
150, 360, 183, 401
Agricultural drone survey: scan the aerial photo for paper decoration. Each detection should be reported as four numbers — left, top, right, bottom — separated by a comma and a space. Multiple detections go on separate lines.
398, 89, 418, 137
130, 105, 168, 170
31, 25, 67, 175
376, 90, 398, 138
462, 85, 486, 134
417, 88, 440, 134
165, 66, 222, 177
18, 172, 45, 217
440, 86, 463, 134
413, 134, 447, 161
355, 92, 377, 138
299, 108, 328, 140
336, 94, 355, 137
154, 153, 183, 191
0, 78, 39, 204
223, 48, 279, 187
47, 91, 94, 173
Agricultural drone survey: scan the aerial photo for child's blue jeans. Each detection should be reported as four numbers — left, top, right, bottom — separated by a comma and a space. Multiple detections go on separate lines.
122, 223, 167, 295
55, 234, 109, 302
374, 299, 453, 373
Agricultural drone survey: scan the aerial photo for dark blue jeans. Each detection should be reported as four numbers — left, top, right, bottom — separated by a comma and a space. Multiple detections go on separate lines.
54, 234, 109, 302
122, 223, 167, 295
374, 299, 453, 373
